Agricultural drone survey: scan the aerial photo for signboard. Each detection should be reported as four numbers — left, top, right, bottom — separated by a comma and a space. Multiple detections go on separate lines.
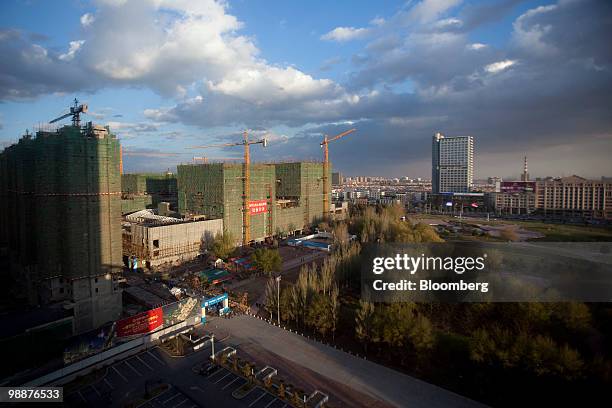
116, 307, 163, 337
202, 293, 228, 308
500, 181, 535, 193
162, 297, 199, 327
249, 200, 268, 215
445, 201, 453, 207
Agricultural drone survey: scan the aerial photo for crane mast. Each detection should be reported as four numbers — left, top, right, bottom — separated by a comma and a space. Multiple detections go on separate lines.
188, 131, 267, 245
320, 128, 356, 219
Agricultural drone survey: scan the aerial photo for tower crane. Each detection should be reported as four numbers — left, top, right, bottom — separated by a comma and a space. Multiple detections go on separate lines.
49, 98, 88, 127
188, 131, 267, 245
320, 128, 356, 219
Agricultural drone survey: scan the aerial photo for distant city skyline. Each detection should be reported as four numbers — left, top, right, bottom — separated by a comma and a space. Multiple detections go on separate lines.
1, 0, 611, 178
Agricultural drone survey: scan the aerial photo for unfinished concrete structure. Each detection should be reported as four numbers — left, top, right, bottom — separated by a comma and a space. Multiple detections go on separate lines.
123, 209, 223, 269
177, 162, 329, 244
121, 172, 178, 215
0, 123, 123, 334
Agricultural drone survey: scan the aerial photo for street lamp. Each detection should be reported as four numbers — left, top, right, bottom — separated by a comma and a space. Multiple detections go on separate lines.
275, 275, 281, 325
211, 333, 215, 362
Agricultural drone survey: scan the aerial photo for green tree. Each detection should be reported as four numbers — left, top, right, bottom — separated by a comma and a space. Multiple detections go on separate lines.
264, 277, 279, 320
251, 248, 282, 275
211, 230, 236, 259
330, 284, 339, 340
306, 293, 333, 337
355, 300, 375, 353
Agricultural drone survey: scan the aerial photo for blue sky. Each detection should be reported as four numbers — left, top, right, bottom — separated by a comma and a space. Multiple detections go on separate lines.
1, 0, 611, 178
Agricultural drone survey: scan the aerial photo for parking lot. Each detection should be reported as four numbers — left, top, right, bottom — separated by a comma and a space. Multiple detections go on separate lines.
200, 363, 289, 408
140, 385, 199, 408
65, 347, 169, 407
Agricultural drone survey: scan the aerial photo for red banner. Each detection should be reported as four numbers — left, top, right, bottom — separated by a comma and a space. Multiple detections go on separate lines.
116, 307, 163, 337
249, 200, 268, 215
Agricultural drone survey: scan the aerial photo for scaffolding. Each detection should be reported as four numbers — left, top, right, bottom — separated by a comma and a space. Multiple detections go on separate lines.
176, 162, 330, 245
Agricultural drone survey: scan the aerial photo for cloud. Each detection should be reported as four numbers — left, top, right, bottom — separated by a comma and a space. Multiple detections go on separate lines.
484, 59, 516, 73
319, 56, 344, 72
1, 0, 611, 178
59, 40, 85, 61
321, 26, 370, 42
80, 13, 95, 27
467, 42, 487, 50
405, 0, 463, 24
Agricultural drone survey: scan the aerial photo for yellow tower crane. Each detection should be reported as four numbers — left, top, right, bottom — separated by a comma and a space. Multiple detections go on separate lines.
189, 131, 267, 245
320, 128, 356, 219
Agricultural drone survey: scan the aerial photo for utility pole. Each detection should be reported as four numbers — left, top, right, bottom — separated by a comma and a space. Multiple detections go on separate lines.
211, 333, 215, 362
275, 275, 281, 325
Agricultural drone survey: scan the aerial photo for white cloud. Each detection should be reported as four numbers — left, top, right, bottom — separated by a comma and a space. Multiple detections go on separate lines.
59, 40, 85, 61
434, 17, 463, 29
321, 26, 370, 42
467, 42, 487, 50
512, 4, 558, 57
484, 59, 516, 73
407, 0, 463, 24
80, 13, 95, 27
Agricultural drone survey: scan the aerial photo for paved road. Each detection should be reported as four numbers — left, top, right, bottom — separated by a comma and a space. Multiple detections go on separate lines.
209, 315, 485, 408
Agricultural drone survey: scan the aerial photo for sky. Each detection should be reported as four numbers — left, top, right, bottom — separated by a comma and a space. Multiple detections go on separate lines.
0, 0, 611, 179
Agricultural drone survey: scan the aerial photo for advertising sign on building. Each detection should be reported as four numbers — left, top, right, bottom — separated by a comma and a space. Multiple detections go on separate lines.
500, 181, 535, 193
249, 199, 268, 215
116, 307, 163, 337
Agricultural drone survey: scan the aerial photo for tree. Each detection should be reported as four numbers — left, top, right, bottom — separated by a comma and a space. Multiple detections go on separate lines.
355, 300, 375, 353
330, 284, 339, 340
306, 293, 333, 337
408, 314, 435, 353
251, 248, 282, 275
212, 230, 236, 259
264, 278, 279, 320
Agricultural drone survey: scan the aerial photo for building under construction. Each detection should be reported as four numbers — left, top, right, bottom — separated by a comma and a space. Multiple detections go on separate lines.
0, 122, 123, 334
122, 209, 223, 269
177, 162, 330, 245
121, 172, 178, 215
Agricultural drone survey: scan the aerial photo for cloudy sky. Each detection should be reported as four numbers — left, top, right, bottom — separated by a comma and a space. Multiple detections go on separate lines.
0, 0, 611, 179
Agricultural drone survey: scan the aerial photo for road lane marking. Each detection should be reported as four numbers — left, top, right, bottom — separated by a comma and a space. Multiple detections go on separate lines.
221, 376, 241, 389
77, 391, 86, 402
112, 366, 128, 382
263, 398, 278, 408
147, 349, 166, 365
91, 384, 101, 397
104, 377, 114, 390
137, 355, 153, 370
249, 390, 267, 407
207, 368, 226, 380
125, 360, 142, 376
214, 371, 233, 384
173, 398, 189, 408
163, 392, 181, 404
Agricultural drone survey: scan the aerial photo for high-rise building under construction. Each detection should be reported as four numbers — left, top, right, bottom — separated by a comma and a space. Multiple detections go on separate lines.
177, 161, 329, 244
0, 123, 123, 334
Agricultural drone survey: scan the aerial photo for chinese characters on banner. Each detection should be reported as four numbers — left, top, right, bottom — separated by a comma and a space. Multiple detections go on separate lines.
249, 200, 268, 215
116, 307, 163, 337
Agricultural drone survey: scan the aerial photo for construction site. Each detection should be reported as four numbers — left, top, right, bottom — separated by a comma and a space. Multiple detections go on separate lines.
0, 101, 352, 356
0, 103, 124, 334
177, 161, 329, 244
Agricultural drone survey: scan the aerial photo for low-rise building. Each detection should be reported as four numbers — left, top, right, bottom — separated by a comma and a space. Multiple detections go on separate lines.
123, 209, 223, 269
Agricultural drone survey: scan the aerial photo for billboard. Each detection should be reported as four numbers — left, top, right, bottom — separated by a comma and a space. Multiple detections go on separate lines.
162, 297, 200, 327
249, 199, 267, 215
116, 307, 163, 337
500, 181, 535, 193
